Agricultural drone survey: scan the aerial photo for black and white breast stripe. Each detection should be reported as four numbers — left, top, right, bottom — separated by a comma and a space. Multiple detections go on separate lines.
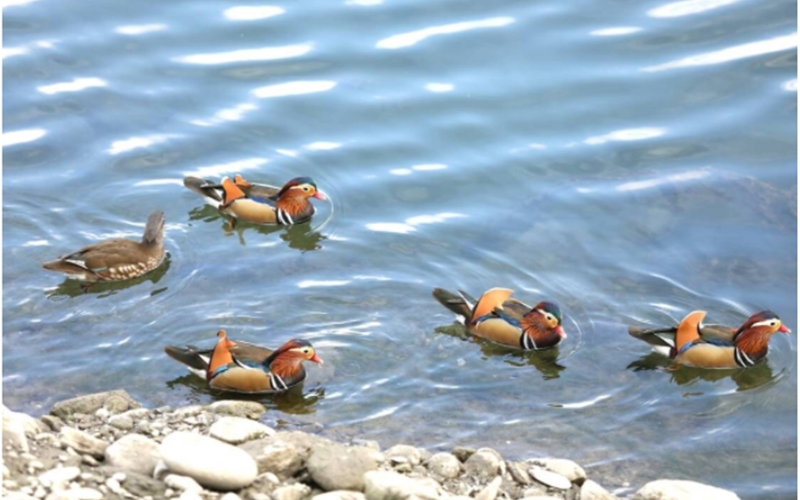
269, 372, 289, 391
276, 209, 294, 226
519, 332, 538, 351
734, 348, 756, 368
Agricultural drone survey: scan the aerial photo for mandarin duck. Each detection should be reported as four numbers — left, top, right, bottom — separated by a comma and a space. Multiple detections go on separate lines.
164, 330, 323, 394
42, 210, 166, 282
433, 287, 566, 350
183, 174, 326, 226
629, 310, 790, 369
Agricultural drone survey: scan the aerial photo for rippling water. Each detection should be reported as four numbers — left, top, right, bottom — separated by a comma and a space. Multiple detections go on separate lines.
3, 0, 796, 498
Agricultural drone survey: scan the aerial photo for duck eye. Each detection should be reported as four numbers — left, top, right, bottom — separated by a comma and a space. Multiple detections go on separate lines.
770, 321, 776, 327
545, 314, 553, 322
303, 186, 310, 192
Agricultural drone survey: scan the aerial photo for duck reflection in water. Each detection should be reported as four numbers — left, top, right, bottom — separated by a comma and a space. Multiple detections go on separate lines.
188, 206, 326, 251
45, 253, 171, 298
626, 352, 776, 392
165, 375, 325, 415
435, 324, 566, 380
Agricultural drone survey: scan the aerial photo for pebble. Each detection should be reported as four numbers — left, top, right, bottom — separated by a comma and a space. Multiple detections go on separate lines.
209, 417, 274, 444
530, 467, 572, 491
38, 466, 81, 488
475, 476, 503, 500
49, 390, 140, 419
307, 443, 381, 492
59, 428, 107, 459
160, 431, 258, 490
105, 434, 161, 476
207, 401, 266, 420
164, 474, 203, 493
46, 487, 103, 500
632, 479, 740, 500
464, 448, 505, 478
384, 445, 422, 466
313, 493, 367, 500
363, 470, 441, 500
580, 480, 619, 500
272, 484, 311, 500
530, 458, 586, 483
107, 415, 134, 431
426, 452, 460, 479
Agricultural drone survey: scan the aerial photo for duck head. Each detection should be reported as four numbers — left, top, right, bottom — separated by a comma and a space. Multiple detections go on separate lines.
525, 301, 566, 339
277, 177, 327, 201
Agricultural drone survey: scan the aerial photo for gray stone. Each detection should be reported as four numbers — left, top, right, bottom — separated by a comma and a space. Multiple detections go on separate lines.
160, 431, 257, 491
105, 434, 161, 476
40, 416, 65, 432
273, 484, 312, 500
632, 480, 740, 500
507, 461, 532, 485
384, 445, 422, 466
463, 448, 505, 479
209, 417, 274, 444
4, 418, 30, 452
313, 492, 367, 500
59, 428, 107, 459
580, 480, 619, 500
164, 474, 203, 493
529, 458, 586, 483
207, 401, 266, 420
107, 415, 134, 431
529, 468, 571, 491
45, 488, 103, 500
176, 492, 203, 500
220, 494, 242, 500
363, 471, 441, 500
50, 390, 140, 418
475, 476, 503, 500
120, 471, 166, 498
3, 406, 48, 436
307, 443, 381, 492
427, 453, 460, 479
240, 439, 304, 478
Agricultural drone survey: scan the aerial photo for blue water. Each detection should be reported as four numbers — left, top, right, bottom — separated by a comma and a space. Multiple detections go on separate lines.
3, 0, 796, 498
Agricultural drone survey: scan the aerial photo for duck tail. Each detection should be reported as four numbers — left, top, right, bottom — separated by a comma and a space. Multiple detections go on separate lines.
432, 288, 472, 319
627, 325, 677, 348
163, 345, 209, 372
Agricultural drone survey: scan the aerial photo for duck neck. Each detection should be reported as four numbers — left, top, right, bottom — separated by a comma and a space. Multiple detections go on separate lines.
521, 316, 561, 349
734, 328, 772, 362
276, 194, 313, 218
267, 356, 307, 384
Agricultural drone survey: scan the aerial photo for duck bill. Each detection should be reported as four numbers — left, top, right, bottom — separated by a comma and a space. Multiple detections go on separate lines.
555, 325, 567, 339
779, 324, 791, 334
313, 191, 328, 201
310, 353, 324, 364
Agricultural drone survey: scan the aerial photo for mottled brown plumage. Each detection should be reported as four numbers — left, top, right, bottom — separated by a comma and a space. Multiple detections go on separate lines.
42, 211, 166, 282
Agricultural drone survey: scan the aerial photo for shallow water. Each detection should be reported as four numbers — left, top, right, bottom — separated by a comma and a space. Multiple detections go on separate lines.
3, 0, 797, 497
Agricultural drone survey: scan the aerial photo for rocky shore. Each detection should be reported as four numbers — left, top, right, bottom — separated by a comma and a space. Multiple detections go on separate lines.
3, 390, 740, 500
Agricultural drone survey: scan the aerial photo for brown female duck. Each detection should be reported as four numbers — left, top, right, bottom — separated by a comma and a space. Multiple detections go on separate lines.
433, 287, 566, 350
629, 310, 790, 368
183, 174, 326, 226
42, 210, 166, 282
164, 330, 323, 394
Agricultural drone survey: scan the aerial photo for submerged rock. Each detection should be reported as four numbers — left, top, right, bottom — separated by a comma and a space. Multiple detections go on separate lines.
632, 479, 740, 500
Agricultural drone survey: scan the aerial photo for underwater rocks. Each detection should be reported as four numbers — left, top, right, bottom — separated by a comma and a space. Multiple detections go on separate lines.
2, 391, 742, 500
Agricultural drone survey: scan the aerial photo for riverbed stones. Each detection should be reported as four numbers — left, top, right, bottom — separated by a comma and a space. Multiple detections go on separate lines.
59, 428, 107, 459
384, 444, 422, 466
529, 459, 586, 484
307, 443, 381, 491
463, 448, 505, 479
160, 431, 257, 490
313, 492, 367, 500
273, 483, 312, 500
632, 479, 740, 500
239, 438, 305, 478
38, 466, 80, 488
475, 476, 503, 500
164, 474, 203, 493
107, 415, 134, 431
529, 467, 572, 491
363, 471, 441, 500
426, 452, 460, 479
104, 434, 160, 476
209, 417, 274, 444
580, 479, 619, 500
207, 401, 266, 420
50, 390, 140, 419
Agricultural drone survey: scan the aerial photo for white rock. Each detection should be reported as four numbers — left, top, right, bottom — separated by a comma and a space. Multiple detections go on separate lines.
219, 494, 242, 500
580, 480, 618, 500
384, 445, 422, 466
164, 474, 203, 493
4, 493, 38, 500
177, 492, 203, 500
105, 434, 161, 476
4, 420, 30, 452
313, 492, 367, 500
207, 401, 266, 419
3, 406, 48, 436
46, 487, 103, 500
38, 466, 81, 488
530, 458, 586, 483
427, 452, 460, 479
529, 467, 571, 490
108, 415, 134, 431
475, 476, 503, 500
464, 448, 505, 478
209, 417, 274, 444
273, 484, 311, 500
363, 470, 441, 500
160, 431, 257, 491
632, 480, 740, 500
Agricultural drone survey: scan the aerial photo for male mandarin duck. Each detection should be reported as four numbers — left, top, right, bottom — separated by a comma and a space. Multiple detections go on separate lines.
42, 210, 166, 282
183, 174, 326, 226
629, 310, 791, 369
164, 330, 323, 394
433, 287, 566, 350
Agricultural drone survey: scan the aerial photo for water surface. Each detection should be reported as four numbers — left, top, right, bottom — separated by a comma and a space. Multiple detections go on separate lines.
3, 0, 796, 498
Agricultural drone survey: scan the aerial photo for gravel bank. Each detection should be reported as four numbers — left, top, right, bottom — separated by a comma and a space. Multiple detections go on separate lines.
3, 390, 740, 500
